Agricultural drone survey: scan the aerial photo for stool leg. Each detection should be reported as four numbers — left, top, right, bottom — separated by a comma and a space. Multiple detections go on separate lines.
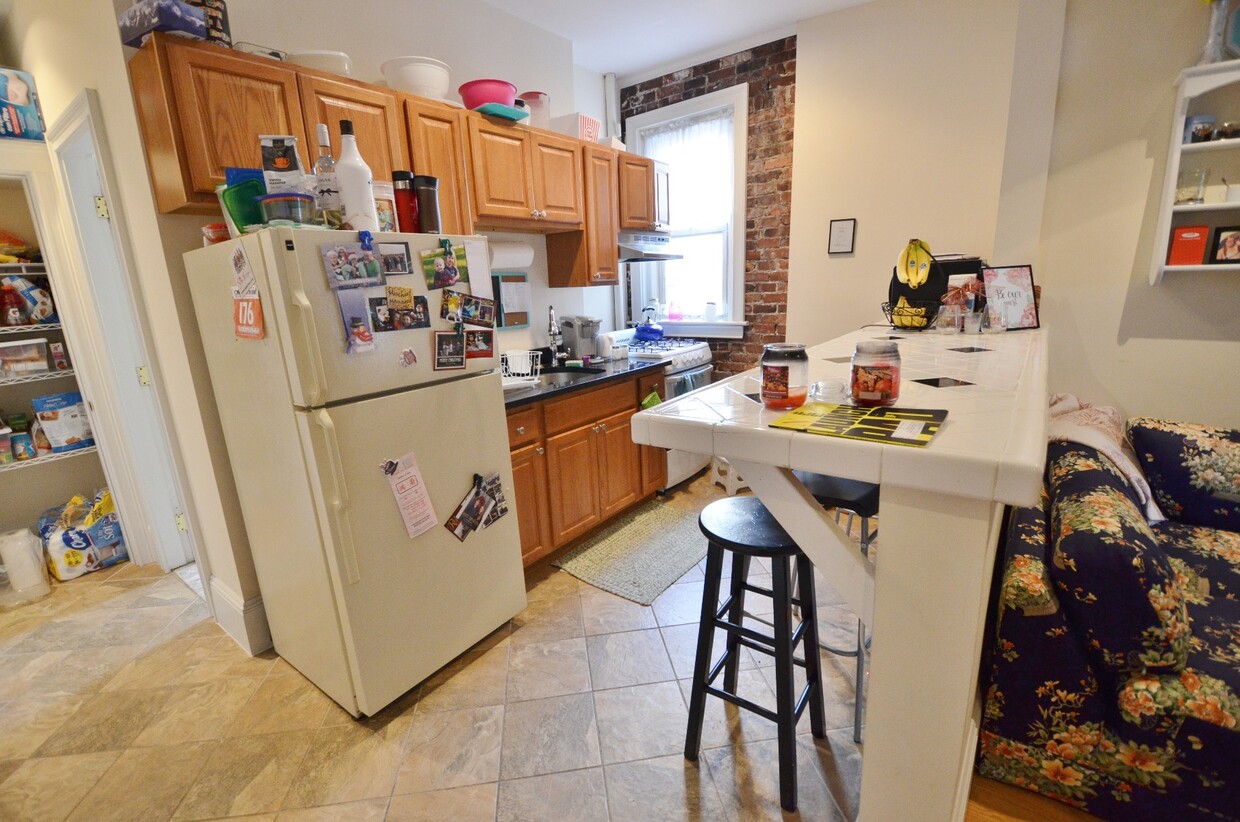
723, 552, 750, 693
685, 542, 725, 761
796, 553, 827, 739
771, 555, 798, 812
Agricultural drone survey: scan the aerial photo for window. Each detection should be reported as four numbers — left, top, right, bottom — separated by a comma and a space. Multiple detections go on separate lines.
624, 84, 747, 338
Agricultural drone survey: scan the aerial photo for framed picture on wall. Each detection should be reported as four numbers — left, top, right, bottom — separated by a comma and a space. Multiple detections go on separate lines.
828, 218, 856, 254
981, 265, 1039, 330
1210, 225, 1240, 263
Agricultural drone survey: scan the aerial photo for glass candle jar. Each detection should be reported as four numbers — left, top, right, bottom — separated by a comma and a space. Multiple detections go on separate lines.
761, 343, 809, 410
850, 341, 901, 407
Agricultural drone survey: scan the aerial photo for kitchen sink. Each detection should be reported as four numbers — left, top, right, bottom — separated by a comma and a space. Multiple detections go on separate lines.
537, 366, 605, 386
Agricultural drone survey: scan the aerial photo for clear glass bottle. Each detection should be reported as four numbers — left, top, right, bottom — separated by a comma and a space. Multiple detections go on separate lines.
335, 119, 379, 231
312, 123, 342, 228
761, 343, 809, 410
850, 341, 901, 407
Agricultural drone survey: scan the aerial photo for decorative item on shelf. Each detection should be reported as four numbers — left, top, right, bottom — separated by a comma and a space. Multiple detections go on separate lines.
1168, 224, 1211, 264
1216, 121, 1240, 139
1185, 114, 1215, 143
1175, 166, 1209, 204
1200, 0, 1231, 65
1209, 224, 1240, 261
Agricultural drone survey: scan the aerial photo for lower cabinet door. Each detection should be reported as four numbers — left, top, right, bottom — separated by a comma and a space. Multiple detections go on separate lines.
546, 424, 602, 546
597, 409, 641, 520
510, 442, 553, 566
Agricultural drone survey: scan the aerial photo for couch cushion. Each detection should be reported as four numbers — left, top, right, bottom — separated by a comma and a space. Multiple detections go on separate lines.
1046, 443, 1190, 675
1128, 417, 1240, 532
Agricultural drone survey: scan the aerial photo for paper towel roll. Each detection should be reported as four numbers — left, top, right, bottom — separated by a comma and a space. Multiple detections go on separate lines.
489, 241, 534, 270
0, 528, 49, 597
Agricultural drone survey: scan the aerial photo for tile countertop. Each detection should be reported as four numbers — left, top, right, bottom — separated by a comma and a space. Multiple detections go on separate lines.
502, 357, 670, 409
631, 327, 1048, 507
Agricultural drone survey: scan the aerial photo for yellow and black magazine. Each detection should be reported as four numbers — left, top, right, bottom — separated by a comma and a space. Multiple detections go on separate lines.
769, 403, 947, 448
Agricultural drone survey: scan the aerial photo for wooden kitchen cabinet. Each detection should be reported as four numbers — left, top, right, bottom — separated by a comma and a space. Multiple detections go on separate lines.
545, 423, 604, 545
404, 97, 473, 235
298, 74, 409, 185
637, 371, 667, 496
130, 33, 309, 213
466, 115, 583, 230
509, 442, 553, 566
618, 152, 657, 231
546, 144, 620, 287
596, 408, 641, 519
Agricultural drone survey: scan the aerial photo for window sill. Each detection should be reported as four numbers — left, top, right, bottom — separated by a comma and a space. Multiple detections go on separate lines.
657, 320, 747, 340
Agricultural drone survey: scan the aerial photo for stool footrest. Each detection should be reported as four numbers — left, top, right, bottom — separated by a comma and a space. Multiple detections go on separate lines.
703, 684, 779, 723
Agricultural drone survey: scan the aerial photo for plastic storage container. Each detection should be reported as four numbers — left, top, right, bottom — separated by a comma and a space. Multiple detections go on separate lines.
0, 527, 51, 608
258, 193, 316, 224
0, 337, 49, 375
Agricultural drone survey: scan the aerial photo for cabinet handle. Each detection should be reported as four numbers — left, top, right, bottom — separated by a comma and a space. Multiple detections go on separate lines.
531, 209, 539, 218
536, 446, 544, 455
598, 423, 607, 433
591, 425, 600, 433
516, 425, 526, 434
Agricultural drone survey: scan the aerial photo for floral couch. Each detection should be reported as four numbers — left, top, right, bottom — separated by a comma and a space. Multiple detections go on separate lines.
977, 418, 1240, 821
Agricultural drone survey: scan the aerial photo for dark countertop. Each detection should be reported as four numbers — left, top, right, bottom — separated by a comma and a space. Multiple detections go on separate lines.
502, 358, 668, 409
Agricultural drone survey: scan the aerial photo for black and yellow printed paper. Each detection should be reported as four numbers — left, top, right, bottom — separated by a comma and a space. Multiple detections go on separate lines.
769, 403, 947, 448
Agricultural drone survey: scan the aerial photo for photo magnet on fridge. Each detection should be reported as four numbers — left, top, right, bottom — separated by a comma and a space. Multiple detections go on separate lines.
336, 289, 376, 354
440, 289, 465, 322
369, 297, 394, 332
377, 242, 412, 274
433, 331, 465, 370
461, 294, 496, 328
420, 242, 469, 290
464, 330, 494, 359
321, 242, 385, 289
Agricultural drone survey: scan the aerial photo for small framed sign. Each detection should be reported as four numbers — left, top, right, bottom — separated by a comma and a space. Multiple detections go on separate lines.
828, 218, 856, 254
981, 265, 1040, 330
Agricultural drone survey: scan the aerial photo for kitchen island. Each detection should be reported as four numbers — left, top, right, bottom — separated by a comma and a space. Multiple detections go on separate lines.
631, 326, 1047, 821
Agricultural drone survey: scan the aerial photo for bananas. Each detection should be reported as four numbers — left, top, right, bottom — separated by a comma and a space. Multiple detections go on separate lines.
896, 239, 933, 289
891, 296, 929, 328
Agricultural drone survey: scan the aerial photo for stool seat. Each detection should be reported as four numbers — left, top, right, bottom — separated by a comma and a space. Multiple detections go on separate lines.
698, 496, 798, 555
792, 470, 880, 518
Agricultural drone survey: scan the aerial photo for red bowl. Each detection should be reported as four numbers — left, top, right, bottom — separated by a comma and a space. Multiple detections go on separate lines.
459, 78, 517, 110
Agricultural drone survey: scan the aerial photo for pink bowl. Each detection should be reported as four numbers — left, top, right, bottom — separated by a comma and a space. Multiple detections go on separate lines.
459, 79, 517, 110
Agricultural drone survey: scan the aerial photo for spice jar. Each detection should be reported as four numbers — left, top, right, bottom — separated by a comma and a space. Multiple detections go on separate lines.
413, 175, 441, 233
761, 343, 809, 410
850, 341, 901, 407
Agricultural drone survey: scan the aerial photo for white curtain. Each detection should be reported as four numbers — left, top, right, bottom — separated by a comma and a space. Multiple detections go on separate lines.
639, 106, 734, 232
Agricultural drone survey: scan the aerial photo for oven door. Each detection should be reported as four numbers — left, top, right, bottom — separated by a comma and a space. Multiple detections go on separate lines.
665, 363, 713, 399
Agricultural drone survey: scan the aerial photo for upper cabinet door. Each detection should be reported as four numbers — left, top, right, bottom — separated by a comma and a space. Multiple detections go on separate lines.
583, 144, 619, 284
299, 75, 408, 184
163, 38, 309, 206
467, 116, 536, 222
529, 131, 583, 225
618, 152, 656, 230
405, 97, 473, 235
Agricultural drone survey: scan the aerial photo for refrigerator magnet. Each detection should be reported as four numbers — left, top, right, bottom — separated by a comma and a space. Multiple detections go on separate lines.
480, 472, 508, 527
369, 297, 395, 332
336, 289, 376, 354
433, 331, 465, 370
440, 289, 465, 322
460, 293, 496, 328
420, 242, 469, 290
464, 330, 494, 359
385, 284, 414, 309
377, 242, 413, 275
321, 242, 386, 289
399, 348, 417, 367
385, 452, 437, 539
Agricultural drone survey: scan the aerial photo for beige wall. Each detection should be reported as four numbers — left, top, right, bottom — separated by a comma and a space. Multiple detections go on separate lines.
789, 0, 1239, 429
786, 0, 1021, 347
0, 0, 261, 611
1037, 0, 1240, 428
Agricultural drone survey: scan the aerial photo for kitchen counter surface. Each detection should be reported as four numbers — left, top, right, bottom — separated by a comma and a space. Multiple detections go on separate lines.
502, 357, 669, 409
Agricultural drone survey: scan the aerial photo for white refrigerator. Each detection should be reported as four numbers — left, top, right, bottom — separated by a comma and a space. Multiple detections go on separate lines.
185, 227, 526, 717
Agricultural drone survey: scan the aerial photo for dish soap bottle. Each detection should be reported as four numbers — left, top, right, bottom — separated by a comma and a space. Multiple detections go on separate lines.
312, 123, 342, 229
335, 119, 379, 232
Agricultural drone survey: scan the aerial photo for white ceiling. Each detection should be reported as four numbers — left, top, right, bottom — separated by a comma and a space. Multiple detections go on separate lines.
479, 0, 869, 79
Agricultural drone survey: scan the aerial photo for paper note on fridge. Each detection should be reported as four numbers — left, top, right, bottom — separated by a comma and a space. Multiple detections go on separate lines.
463, 240, 493, 300
386, 452, 437, 539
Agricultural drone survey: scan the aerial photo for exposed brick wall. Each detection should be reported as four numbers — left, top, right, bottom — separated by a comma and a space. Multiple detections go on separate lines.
620, 37, 796, 378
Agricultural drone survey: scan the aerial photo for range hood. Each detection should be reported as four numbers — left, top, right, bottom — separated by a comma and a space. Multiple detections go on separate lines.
617, 231, 682, 263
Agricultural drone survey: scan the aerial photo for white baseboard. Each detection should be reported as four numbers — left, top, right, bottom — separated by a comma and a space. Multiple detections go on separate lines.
209, 576, 273, 655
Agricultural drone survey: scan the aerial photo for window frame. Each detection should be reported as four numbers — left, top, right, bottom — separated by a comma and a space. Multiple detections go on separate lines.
622, 83, 748, 339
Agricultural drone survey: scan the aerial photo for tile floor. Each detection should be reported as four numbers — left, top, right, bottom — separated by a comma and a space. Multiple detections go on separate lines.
0, 473, 870, 821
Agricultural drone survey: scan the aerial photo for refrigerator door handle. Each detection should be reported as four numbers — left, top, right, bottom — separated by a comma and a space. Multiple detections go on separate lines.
312, 409, 362, 585
290, 287, 328, 407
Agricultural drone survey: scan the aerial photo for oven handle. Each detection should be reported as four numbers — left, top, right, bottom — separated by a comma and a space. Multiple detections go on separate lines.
666, 363, 714, 399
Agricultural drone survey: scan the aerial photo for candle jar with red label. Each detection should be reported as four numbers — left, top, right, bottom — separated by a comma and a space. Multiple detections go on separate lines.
850, 341, 901, 407
761, 343, 809, 410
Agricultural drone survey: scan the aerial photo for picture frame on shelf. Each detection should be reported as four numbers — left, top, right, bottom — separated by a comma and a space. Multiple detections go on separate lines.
1210, 225, 1240, 263
980, 265, 1039, 330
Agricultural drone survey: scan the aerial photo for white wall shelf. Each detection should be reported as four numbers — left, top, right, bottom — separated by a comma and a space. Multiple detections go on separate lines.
1151, 58, 1240, 284
0, 445, 97, 474
0, 368, 75, 386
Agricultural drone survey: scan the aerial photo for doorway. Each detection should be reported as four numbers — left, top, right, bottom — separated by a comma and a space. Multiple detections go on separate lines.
43, 90, 197, 577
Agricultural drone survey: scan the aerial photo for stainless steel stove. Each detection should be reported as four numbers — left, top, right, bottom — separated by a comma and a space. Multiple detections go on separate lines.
600, 328, 714, 489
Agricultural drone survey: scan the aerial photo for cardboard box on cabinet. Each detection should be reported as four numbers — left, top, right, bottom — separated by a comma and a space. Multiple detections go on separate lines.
550, 113, 601, 143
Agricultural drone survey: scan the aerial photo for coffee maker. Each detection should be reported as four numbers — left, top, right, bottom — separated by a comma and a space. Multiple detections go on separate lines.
560, 316, 601, 359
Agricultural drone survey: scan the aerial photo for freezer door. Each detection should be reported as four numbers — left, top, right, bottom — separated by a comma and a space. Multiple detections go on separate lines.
257, 227, 496, 406
297, 370, 526, 716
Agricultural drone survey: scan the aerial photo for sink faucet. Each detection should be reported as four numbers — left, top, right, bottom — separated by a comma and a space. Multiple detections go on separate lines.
548, 306, 568, 365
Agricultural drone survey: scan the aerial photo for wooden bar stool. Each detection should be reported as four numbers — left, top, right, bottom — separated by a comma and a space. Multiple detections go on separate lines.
684, 496, 826, 813
793, 470, 878, 745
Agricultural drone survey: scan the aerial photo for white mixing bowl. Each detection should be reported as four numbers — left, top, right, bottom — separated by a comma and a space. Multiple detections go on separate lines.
381, 56, 451, 99
286, 50, 352, 76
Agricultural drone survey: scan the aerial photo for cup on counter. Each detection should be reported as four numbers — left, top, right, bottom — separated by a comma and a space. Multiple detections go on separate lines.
963, 310, 983, 334
934, 305, 963, 333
